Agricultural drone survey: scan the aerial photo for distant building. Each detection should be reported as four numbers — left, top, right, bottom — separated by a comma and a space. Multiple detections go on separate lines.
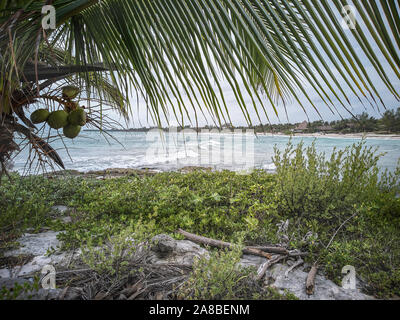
293, 121, 308, 133
221, 123, 234, 129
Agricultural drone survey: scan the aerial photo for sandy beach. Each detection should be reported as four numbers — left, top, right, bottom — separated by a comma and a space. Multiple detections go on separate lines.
256, 132, 400, 140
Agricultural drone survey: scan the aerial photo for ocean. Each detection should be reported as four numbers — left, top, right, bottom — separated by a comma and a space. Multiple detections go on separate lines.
12, 130, 400, 174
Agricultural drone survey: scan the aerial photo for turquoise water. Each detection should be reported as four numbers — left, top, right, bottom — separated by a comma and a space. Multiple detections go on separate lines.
12, 131, 400, 173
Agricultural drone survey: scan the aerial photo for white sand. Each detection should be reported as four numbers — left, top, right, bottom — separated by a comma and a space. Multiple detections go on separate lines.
256, 132, 400, 140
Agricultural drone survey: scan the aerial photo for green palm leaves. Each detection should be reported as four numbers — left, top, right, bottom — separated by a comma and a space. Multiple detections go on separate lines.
1, 0, 400, 127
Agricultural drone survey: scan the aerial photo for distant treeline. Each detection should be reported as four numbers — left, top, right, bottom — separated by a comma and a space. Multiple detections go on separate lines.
91, 107, 400, 134
249, 107, 400, 134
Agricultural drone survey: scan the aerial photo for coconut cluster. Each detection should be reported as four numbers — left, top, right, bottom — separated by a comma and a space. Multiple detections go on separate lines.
30, 86, 87, 139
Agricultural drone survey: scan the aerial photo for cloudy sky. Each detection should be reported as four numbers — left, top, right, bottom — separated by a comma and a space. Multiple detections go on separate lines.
108, 3, 400, 129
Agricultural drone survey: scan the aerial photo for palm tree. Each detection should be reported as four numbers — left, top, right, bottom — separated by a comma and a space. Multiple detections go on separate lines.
356, 112, 376, 132
1, 0, 399, 174
381, 108, 400, 133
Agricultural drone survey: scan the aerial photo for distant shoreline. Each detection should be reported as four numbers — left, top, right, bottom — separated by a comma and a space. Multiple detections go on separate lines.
255, 132, 400, 140
83, 129, 400, 140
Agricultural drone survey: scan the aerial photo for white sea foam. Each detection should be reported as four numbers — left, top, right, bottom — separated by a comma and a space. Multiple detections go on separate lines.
262, 163, 277, 171
143, 148, 199, 165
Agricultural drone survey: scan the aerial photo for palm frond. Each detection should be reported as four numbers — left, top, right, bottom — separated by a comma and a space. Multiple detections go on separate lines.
1, 0, 399, 128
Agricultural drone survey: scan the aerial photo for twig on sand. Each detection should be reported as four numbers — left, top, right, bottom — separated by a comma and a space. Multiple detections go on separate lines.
255, 255, 287, 281
285, 258, 304, 277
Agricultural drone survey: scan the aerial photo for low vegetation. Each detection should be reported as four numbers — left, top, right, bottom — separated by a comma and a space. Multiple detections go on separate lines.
247, 108, 400, 134
177, 243, 296, 300
0, 140, 399, 299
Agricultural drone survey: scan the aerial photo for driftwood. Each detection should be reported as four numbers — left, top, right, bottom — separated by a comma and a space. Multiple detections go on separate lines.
285, 258, 304, 277
177, 229, 272, 259
306, 263, 318, 295
248, 246, 289, 255
255, 255, 287, 281
177, 228, 315, 292
288, 251, 309, 257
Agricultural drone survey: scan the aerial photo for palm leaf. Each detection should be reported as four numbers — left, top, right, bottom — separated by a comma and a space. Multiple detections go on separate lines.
1, 0, 399, 128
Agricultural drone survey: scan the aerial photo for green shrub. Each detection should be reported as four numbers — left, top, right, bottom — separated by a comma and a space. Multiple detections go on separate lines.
81, 220, 156, 277
58, 170, 278, 247
178, 244, 245, 300
272, 139, 400, 297
0, 276, 41, 300
177, 243, 290, 300
272, 139, 400, 233
274, 140, 381, 221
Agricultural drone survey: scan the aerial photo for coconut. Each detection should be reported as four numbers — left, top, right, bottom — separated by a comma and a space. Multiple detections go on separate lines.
63, 124, 81, 139
62, 86, 80, 99
47, 110, 69, 129
68, 107, 87, 126
30, 109, 50, 124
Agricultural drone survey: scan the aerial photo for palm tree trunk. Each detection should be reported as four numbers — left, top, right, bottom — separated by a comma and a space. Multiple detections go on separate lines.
0, 119, 19, 178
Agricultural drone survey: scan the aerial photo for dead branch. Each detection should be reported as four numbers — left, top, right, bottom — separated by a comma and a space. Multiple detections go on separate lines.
177, 229, 272, 260
288, 251, 309, 257
285, 258, 304, 277
10, 122, 65, 169
247, 246, 289, 255
306, 263, 318, 295
255, 255, 287, 281
325, 212, 358, 250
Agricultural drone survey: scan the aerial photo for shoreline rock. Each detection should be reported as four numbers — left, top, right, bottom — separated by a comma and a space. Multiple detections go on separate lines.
1, 231, 80, 280
265, 263, 373, 300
